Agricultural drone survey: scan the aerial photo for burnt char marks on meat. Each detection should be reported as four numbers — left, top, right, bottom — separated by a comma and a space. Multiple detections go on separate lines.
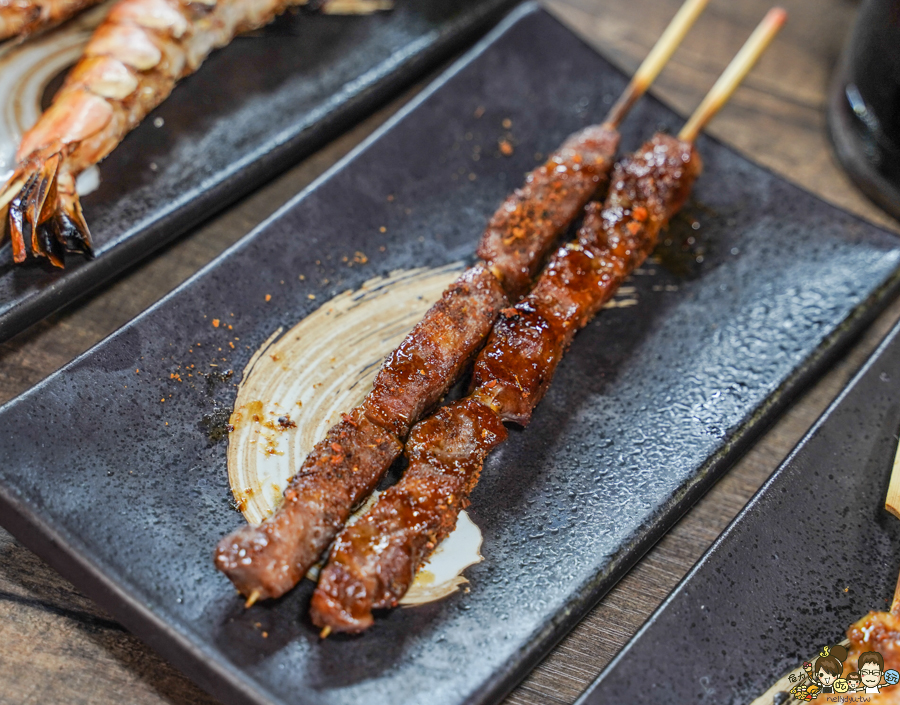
215, 265, 506, 600
308, 135, 702, 633
477, 124, 619, 300
310, 399, 506, 633
474, 134, 701, 426
364, 263, 507, 437
214, 407, 401, 601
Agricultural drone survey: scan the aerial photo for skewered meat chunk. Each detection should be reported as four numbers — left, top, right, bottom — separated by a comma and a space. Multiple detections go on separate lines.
215, 263, 507, 599
473, 133, 700, 425
363, 264, 507, 437
215, 408, 401, 600
311, 134, 702, 632
477, 125, 619, 300
309, 398, 506, 631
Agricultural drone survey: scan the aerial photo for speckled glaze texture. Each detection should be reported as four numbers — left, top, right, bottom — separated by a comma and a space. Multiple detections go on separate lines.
1, 6, 900, 705
0, 0, 519, 341
578, 319, 900, 705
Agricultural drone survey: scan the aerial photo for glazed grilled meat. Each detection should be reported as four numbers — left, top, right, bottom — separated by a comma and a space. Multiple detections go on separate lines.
311, 134, 702, 632
310, 399, 507, 630
215, 265, 506, 600
215, 408, 401, 600
216, 125, 621, 601
477, 124, 619, 299
362, 266, 507, 438
473, 133, 700, 425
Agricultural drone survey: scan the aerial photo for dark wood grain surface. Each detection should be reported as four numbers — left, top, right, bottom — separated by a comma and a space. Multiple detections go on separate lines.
1, 1, 898, 703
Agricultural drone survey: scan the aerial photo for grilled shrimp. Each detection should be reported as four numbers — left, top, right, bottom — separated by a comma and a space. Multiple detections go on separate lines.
0, 0, 103, 42
0, 0, 305, 267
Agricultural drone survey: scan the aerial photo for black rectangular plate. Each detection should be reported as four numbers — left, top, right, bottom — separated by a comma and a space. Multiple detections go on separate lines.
0, 0, 518, 342
2, 5, 900, 705
576, 303, 900, 705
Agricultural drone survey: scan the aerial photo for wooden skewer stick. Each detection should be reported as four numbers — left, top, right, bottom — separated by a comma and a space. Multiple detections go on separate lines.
886, 430, 900, 521
603, 0, 711, 129
884, 430, 900, 614
244, 589, 260, 609
678, 7, 787, 143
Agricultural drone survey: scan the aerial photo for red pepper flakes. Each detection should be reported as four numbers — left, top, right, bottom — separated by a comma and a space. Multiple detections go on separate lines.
265, 294, 272, 302
212, 319, 220, 328
626, 221, 642, 236
632, 206, 648, 222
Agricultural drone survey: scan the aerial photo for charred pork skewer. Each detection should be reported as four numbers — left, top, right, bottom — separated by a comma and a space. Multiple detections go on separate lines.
477, 0, 710, 299
215, 0, 711, 605
310, 8, 788, 634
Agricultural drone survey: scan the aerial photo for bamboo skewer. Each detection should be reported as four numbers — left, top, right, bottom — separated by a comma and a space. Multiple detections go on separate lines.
244, 589, 260, 609
885, 429, 900, 522
885, 429, 900, 613
679, 7, 787, 143
604, 0, 711, 129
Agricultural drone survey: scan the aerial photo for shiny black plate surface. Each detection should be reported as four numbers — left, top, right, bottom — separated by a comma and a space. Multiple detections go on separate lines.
0, 0, 518, 341
2, 6, 900, 705
578, 314, 900, 705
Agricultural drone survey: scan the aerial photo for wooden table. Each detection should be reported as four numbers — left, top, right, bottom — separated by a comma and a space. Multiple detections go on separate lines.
1, 1, 897, 703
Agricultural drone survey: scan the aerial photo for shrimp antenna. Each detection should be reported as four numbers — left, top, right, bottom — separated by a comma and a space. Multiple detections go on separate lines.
679, 7, 787, 143
603, 0, 711, 129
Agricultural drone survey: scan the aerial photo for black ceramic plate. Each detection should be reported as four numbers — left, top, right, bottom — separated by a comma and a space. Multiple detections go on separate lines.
2, 6, 900, 705
576, 321, 900, 705
0, 0, 518, 342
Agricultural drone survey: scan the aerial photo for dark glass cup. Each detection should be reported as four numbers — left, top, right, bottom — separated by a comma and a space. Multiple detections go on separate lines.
829, 0, 900, 220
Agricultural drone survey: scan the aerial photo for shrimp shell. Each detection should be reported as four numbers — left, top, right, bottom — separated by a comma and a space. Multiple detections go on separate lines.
0, 0, 104, 42
1, 0, 304, 266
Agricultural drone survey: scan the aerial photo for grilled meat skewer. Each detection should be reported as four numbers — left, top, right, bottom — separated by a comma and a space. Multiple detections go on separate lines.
310, 132, 701, 632
310, 8, 787, 633
214, 0, 713, 604
215, 265, 505, 601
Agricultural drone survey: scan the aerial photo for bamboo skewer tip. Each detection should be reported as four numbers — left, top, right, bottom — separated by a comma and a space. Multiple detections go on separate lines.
678, 7, 787, 143
244, 590, 260, 609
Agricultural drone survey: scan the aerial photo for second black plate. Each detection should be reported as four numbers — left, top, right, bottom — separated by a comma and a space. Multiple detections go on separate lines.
0, 0, 518, 341
577, 311, 900, 705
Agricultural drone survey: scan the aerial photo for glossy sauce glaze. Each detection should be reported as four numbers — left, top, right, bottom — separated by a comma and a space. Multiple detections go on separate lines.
474, 133, 701, 425
310, 399, 506, 631
215, 264, 506, 600
216, 123, 625, 602
477, 124, 619, 299
311, 134, 702, 632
